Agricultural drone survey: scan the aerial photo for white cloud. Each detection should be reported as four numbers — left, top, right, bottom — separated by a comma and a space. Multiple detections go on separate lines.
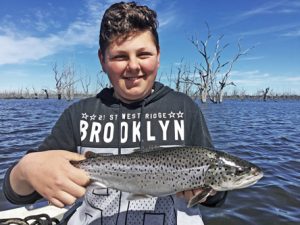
239, 23, 300, 37
281, 29, 300, 37
228, 0, 300, 23
0, 35, 58, 64
286, 76, 300, 81
230, 70, 300, 92
231, 70, 270, 78
0, 0, 175, 66
0, 0, 107, 66
218, 0, 300, 38
240, 56, 265, 61
33, 10, 50, 32
156, 1, 177, 29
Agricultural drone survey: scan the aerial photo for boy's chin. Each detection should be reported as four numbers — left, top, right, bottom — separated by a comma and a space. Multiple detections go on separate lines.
119, 91, 150, 103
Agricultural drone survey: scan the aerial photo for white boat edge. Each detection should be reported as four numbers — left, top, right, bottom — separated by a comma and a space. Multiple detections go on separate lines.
0, 205, 67, 220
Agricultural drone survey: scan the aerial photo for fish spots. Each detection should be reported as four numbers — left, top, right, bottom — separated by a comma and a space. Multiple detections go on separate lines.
75, 146, 263, 196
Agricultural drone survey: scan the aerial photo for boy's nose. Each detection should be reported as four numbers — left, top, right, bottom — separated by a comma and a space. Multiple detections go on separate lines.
127, 57, 140, 72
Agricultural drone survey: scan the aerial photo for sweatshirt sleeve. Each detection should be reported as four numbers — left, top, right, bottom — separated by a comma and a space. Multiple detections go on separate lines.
3, 163, 42, 205
185, 101, 213, 148
3, 105, 79, 205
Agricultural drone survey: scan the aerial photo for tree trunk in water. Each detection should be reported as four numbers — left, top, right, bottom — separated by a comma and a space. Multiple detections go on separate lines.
201, 89, 207, 103
218, 89, 224, 103
263, 87, 269, 101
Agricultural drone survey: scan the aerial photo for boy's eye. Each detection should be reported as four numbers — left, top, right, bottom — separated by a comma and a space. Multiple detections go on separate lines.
138, 52, 152, 58
112, 55, 127, 60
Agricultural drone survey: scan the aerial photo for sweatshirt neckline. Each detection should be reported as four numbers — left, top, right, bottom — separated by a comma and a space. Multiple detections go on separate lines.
97, 82, 172, 108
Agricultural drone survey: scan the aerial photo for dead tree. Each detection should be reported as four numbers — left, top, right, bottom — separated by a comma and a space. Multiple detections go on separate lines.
214, 40, 254, 103
53, 63, 64, 100
31, 87, 38, 99
80, 74, 91, 96
177, 61, 198, 97
95, 71, 110, 92
42, 89, 49, 99
62, 64, 77, 101
53, 62, 80, 100
263, 87, 270, 101
24, 88, 30, 99
174, 59, 185, 92
189, 25, 213, 103
190, 23, 253, 103
165, 65, 174, 88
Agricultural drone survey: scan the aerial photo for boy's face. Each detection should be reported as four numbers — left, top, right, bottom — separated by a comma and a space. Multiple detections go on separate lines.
99, 30, 160, 103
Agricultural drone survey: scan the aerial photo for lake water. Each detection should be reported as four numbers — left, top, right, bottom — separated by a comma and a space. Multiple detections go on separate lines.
0, 99, 299, 224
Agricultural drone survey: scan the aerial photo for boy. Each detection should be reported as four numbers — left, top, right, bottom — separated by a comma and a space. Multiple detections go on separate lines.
3, 2, 226, 224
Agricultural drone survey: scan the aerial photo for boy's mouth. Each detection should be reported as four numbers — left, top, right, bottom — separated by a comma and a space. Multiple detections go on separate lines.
123, 75, 146, 81
126, 77, 139, 81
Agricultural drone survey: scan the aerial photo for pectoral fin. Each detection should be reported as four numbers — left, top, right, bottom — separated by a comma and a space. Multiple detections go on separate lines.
92, 181, 108, 189
187, 188, 214, 208
126, 193, 154, 201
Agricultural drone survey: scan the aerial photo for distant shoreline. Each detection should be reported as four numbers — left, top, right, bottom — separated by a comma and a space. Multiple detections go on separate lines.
1, 94, 299, 101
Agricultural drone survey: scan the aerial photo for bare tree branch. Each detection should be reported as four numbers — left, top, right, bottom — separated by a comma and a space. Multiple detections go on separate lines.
188, 23, 254, 103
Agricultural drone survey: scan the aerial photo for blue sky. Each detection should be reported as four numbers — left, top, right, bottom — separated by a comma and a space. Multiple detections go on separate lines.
0, 0, 299, 95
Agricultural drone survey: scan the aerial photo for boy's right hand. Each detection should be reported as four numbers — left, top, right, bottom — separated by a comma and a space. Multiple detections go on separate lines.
10, 150, 90, 208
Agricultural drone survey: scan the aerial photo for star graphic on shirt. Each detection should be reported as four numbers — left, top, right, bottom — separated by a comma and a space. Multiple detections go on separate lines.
90, 114, 96, 121
81, 113, 89, 120
177, 111, 184, 118
168, 111, 175, 118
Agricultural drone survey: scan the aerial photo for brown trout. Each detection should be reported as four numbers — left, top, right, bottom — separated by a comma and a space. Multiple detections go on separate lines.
71, 146, 263, 207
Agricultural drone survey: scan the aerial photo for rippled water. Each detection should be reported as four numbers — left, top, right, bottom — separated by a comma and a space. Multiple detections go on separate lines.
0, 99, 73, 211
0, 99, 299, 224
199, 100, 300, 225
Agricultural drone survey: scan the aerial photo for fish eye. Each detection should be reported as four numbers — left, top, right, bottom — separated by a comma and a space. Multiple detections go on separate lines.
235, 167, 245, 175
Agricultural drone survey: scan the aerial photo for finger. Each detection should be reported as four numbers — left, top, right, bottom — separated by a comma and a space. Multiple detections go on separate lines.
53, 190, 77, 206
67, 165, 90, 186
61, 179, 87, 198
62, 151, 86, 161
48, 197, 65, 208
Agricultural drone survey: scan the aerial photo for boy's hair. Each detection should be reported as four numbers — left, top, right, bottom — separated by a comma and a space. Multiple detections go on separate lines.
99, 1, 159, 56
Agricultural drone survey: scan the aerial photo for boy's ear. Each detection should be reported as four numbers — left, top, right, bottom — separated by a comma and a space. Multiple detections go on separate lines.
98, 49, 106, 73
157, 51, 160, 68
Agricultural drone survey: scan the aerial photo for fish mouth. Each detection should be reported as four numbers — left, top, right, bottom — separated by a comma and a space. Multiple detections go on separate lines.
235, 171, 264, 189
